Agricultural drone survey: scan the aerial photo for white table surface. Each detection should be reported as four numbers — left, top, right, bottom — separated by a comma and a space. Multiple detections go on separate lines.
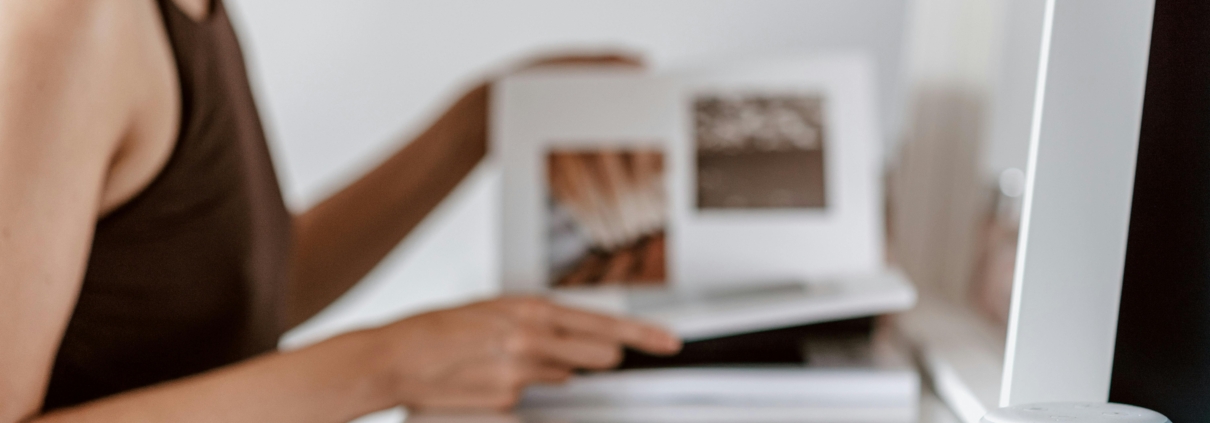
347, 390, 961, 423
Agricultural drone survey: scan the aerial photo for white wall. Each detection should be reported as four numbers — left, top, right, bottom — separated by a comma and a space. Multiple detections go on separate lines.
221, 0, 911, 347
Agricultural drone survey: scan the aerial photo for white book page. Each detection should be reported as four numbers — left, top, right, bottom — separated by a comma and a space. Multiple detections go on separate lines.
493, 55, 883, 293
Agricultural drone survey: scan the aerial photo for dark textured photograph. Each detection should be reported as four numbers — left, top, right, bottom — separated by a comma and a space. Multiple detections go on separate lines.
694, 94, 828, 210
546, 149, 667, 287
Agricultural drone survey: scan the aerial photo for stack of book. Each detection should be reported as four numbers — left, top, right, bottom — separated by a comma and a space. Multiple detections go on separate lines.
521, 271, 920, 422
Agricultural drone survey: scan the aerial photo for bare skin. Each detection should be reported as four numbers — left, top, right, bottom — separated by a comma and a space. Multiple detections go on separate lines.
0, 0, 678, 422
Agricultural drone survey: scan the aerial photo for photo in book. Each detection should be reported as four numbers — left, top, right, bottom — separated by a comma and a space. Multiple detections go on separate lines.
495, 54, 884, 293
547, 148, 667, 287
695, 94, 828, 210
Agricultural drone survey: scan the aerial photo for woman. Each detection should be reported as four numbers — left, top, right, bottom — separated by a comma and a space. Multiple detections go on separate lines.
0, 0, 681, 421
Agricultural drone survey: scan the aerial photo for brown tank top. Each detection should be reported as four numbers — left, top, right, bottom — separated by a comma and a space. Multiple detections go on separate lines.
42, 0, 292, 410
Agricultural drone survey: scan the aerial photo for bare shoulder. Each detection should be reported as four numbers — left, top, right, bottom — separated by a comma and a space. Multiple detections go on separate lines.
0, 0, 179, 215
0, 0, 107, 38
0, 0, 146, 152
0, 0, 149, 79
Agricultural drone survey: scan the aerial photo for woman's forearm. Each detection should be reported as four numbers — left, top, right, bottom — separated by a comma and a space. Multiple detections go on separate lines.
286, 84, 489, 327
31, 329, 399, 423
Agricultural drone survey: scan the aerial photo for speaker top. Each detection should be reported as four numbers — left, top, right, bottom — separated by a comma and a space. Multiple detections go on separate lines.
981, 402, 1169, 423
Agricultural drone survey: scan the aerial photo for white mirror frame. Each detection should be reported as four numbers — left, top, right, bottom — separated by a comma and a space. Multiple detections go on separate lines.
1001, 0, 1154, 407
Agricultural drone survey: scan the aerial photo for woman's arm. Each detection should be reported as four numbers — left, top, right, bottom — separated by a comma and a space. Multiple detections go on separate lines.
286, 56, 641, 327
286, 83, 489, 327
33, 330, 398, 423
29, 297, 679, 423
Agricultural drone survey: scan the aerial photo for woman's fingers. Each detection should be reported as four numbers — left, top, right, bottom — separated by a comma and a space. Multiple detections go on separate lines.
545, 303, 681, 355
481, 297, 681, 361
504, 328, 623, 369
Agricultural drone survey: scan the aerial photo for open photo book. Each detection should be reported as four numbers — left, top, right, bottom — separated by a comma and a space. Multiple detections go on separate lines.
492, 54, 913, 339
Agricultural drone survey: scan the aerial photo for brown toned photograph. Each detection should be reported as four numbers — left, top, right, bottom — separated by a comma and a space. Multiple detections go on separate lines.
546, 148, 667, 287
694, 94, 828, 210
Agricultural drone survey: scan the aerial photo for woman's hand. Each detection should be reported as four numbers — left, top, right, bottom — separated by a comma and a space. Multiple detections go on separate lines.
371, 297, 680, 411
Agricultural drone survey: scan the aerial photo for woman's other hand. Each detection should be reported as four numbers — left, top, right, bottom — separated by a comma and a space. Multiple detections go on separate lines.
370, 297, 680, 411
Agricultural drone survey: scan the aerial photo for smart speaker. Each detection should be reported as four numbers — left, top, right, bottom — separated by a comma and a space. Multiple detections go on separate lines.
981, 403, 1169, 423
